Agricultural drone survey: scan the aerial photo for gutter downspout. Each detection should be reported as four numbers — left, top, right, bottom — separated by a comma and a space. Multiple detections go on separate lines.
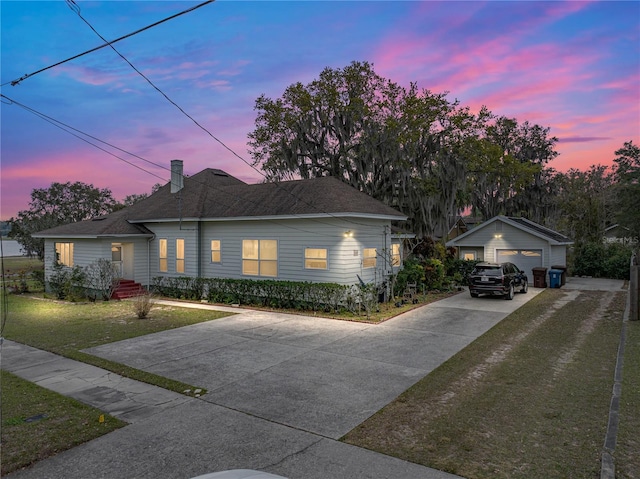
197, 221, 202, 278
147, 234, 155, 289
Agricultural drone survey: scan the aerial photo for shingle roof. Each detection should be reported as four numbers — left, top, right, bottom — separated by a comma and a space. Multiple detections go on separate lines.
445, 215, 573, 246
35, 169, 406, 237
506, 216, 572, 243
33, 208, 153, 238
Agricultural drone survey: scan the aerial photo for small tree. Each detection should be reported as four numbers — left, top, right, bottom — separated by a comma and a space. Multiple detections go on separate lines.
85, 259, 120, 300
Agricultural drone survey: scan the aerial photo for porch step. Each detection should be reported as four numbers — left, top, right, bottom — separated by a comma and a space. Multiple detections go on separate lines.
112, 279, 146, 300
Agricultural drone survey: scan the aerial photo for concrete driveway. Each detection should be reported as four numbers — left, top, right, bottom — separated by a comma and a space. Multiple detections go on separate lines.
86, 288, 543, 440
6, 287, 544, 479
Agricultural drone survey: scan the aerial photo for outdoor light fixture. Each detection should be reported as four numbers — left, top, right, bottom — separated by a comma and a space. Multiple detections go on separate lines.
494, 233, 503, 239
344, 230, 353, 237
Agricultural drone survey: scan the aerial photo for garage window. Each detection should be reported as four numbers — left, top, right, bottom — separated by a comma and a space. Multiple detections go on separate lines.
497, 249, 542, 275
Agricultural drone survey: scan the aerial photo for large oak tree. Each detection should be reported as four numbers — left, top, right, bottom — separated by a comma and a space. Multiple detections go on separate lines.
248, 61, 488, 237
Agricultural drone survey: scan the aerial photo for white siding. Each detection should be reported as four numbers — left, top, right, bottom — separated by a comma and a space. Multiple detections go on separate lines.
148, 222, 199, 279
43, 238, 107, 278
44, 238, 153, 286
129, 238, 152, 286
42, 217, 398, 288
199, 218, 392, 286
549, 245, 568, 268
453, 220, 555, 268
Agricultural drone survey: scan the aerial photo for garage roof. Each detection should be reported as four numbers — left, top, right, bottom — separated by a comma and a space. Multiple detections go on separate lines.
445, 215, 573, 246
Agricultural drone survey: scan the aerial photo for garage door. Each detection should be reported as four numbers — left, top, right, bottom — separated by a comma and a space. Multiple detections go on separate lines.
497, 249, 542, 276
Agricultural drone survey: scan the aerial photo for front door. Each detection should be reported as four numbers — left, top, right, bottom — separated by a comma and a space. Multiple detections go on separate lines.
111, 245, 123, 277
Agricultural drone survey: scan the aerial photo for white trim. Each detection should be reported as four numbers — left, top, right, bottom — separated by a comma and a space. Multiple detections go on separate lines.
446, 215, 572, 247
129, 212, 407, 224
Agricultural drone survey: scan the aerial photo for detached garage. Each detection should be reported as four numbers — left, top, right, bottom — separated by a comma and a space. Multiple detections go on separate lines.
446, 216, 573, 277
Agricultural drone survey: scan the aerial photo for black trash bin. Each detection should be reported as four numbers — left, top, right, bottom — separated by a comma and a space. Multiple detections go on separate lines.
532, 267, 548, 288
551, 265, 567, 286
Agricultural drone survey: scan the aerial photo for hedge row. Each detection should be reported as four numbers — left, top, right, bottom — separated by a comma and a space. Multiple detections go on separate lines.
150, 276, 378, 313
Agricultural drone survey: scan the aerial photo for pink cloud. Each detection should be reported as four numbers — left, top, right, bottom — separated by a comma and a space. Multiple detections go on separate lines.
52, 64, 128, 87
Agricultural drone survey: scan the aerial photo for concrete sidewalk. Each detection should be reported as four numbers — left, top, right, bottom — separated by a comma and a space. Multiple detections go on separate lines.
1, 340, 193, 423
3, 288, 545, 479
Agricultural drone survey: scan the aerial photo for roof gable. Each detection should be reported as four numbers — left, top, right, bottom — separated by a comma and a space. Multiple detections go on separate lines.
445, 215, 572, 246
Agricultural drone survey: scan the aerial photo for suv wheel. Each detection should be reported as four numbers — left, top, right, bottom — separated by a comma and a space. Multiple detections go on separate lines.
470, 292, 479, 298
521, 281, 528, 294
504, 284, 514, 300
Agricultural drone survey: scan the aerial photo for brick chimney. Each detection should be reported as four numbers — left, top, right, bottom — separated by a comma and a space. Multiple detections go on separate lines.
171, 159, 184, 194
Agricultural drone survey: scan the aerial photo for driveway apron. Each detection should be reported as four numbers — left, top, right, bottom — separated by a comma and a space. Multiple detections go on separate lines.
5, 289, 542, 479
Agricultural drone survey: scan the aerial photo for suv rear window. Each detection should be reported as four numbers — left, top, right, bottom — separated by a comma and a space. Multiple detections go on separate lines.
472, 266, 502, 276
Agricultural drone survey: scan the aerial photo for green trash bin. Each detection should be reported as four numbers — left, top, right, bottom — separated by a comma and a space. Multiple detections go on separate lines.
549, 269, 562, 288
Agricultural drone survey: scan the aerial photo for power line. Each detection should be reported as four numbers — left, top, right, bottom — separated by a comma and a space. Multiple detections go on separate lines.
63, 1, 386, 231
1, 94, 167, 182
1, 94, 389, 240
3, 0, 215, 87
64, 0, 259, 177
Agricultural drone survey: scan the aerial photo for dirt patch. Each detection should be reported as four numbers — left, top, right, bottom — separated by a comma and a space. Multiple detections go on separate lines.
426, 290, 580, 416
550, 292, 614, 380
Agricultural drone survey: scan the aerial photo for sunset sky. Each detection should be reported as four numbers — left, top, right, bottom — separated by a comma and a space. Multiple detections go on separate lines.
1, 0, 639, 220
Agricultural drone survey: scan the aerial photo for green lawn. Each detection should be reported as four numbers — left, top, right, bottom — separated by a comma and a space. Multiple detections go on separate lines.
1, 370, 126, 476
343, 288, 634, 478
3, 294, 233, 395
1, 294, 235, 475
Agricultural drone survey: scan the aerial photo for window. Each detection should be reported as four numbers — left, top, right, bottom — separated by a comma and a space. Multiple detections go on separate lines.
305, 248, 327, 269
463, 251, 476, 261
242, 239, 277, 277
159, 239, 168, 272
176, 239, 185, 273
391, 244, 401, 266
55, 242, 74, 267
211, 240, 221, 263
363, 248, 377, 268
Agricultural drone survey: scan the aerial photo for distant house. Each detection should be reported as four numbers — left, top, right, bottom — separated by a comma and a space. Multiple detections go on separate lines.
34, 161, 408, 292
445, 215, 573, 276
439, 215, 483, 242
604, 224, 639, 246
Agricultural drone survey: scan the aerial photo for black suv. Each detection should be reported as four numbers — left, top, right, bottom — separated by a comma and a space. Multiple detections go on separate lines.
468, 262, 528, 300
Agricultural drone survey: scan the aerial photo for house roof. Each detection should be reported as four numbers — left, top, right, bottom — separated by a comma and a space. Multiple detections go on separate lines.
33, 208, 154, 238
35, 168, 406, 238
445, 215, 573, 247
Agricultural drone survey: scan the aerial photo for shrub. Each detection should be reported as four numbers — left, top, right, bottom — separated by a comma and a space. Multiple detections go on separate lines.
394, 258, 425, 296
153, 276, 351, 312
603, 243, 635, 280
445, 258, 479, 285
572, 241, 634, 279
30, 269, 45, 290
573, 242, 606, 277
423, 258, 445, 290
132, 292, 154, 319
48, 261, 85, 300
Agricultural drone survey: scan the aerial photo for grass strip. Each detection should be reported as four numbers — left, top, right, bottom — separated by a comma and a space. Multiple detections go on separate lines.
0, 370, 126, 476
343, 289, 627, 479
615, 317, 640, 478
